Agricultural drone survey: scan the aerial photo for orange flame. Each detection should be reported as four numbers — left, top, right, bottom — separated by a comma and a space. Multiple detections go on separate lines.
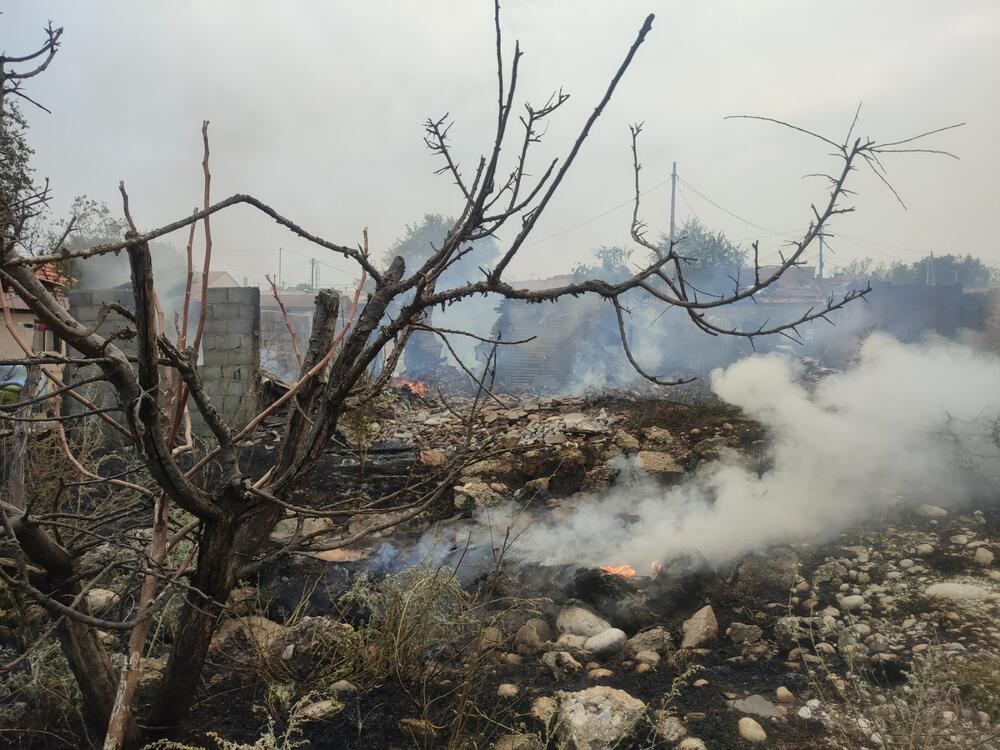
395, 377, 428, 397
600, 564, 637, 577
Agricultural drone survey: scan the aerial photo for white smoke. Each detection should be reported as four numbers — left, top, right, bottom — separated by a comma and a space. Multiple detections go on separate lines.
488, 334, 1000, 570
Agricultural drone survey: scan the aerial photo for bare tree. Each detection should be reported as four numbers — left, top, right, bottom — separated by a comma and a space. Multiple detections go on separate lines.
0, 5, 959, 748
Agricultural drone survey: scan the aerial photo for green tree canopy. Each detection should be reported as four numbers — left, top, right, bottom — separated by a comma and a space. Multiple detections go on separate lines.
835, 253, 998, 287
657, 218, 747, 293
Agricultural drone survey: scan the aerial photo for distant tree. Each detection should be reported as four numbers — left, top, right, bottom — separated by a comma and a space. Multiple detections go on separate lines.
656, 218, 747, 293
833, 257, 878, 277
0, 102, 33, 212
47, 196, 185, 291
385, 213, 498, 287
573, 245, 634, 282
841, 253, 997, 287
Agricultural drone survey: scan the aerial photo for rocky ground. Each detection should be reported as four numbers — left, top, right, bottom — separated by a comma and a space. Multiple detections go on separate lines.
166, 390, 1000, 749
3, 389, 998, 749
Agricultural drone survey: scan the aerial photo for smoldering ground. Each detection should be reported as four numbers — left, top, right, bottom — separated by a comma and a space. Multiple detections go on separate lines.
478, 333, 1000, 572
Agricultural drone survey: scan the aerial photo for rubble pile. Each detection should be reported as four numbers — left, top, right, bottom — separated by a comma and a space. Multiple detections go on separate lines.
165, 391, 1000, 748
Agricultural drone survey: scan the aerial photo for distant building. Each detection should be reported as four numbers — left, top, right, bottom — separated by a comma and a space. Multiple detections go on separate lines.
0, 263, 70, 360
190, 270, 241, 297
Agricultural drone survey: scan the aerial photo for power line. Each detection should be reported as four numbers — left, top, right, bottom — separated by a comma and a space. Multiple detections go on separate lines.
523, 177, 672, 248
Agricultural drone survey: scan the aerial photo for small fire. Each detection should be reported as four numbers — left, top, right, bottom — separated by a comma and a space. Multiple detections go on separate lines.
599, 564, 637, 578
395, 377, 428, 397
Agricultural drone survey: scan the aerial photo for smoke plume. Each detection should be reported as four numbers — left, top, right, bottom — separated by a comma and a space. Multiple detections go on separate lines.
488, 334, 1000, 570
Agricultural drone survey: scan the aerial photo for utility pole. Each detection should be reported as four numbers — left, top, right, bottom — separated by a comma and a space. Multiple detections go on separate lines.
668, 161, 678, 248
310, 257, 316, 291
278, 247, 283, 289
818, 235, 825, 279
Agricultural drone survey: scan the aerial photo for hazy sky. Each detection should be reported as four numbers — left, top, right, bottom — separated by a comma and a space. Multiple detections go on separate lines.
6, 1, 999, 290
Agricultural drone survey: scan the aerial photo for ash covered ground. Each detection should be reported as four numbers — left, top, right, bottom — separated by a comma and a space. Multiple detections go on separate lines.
142, 365, 1000, 750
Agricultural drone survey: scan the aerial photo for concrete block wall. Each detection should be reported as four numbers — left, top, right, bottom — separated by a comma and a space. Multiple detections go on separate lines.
67, 286, 262, 436
196, 287, 261, 434
67, 289, 140, 423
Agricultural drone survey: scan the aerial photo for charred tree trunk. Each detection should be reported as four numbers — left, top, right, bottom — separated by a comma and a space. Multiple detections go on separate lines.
147, 516, 235, 733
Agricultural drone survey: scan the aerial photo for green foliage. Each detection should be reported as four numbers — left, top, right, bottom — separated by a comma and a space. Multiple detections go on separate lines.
0, 102, 34, 210
46, 196, 187, 291
340, 564, 479, 685
837, 253, 998, 287
140, 695, 313, 750
0, 639, 87, 747
572, 245, 634, 282
658, 218, 747, 291
952, 650, 1000, 721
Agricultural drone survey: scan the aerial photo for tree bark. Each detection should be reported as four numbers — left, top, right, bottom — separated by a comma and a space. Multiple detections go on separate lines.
146, 517, 236, 732
12, 517, 139, 745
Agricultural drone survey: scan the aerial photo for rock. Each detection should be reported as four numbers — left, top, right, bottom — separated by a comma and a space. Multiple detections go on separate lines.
588, 668, 613, 680
542, 651, 583, 679
481, 626, 505, 650
612, 430, 640, 452
516, 618, 553, 655
635, 650, 660, 667
398, 718, 437, 740
655, 713, 687, 742
728, 622, 763, 645
498, 683, 519, 698
678, 739, 707, 750
798, 705, 813, 720
925, 582, 988, 601
492, 734, 545, 750
524, 477, 550, 496
556, 633, 589, 649
626, 626, 673, 655
555, 686, 647, 750
419, 448, 447, 466
636, 450, 684, 479
454, 480, 505, 509
531, 696, 558, 724
916, 504, 948, 519
210, 615, 284, 654
270, 515, 331, 543
974, 548, 994, 566
839, 594, 865, 611
915, 543, 935, 557
729, 694, 781, 719
583, 628, 627, 655
773, 616, 807, 650
738, 717, 768, 744
680, 605, 718, 648
557, 604, 612, 637
300, 698, 342, 722
776, 686, 794, 702
330, 679, 357, 696
85, 588, 119, 612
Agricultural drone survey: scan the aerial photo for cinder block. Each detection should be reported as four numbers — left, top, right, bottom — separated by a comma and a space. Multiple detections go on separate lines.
203, 317, 228, 334
206, 288, 229, 305
225, 318, 257, 335
204, 349, 253, 367
225, 287, 260, 306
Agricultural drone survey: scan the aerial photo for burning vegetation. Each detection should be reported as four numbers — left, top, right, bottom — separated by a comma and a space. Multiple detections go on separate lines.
1, 4, 998, 750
